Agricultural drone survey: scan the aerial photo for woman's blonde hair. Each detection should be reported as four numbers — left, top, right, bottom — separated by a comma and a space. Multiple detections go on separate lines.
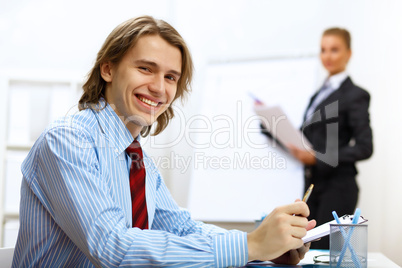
79, 16, 193, 136
323, 27, 351, 49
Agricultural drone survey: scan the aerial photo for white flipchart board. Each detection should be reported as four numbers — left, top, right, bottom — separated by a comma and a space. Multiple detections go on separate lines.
187, 56, 319, 222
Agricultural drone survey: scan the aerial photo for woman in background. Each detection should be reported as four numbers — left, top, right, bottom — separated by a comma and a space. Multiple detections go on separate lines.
287, 27, 373, 249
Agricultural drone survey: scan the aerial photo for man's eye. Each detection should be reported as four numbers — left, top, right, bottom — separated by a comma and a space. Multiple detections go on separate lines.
166, 75, 175, 81
139, 67, 150, 72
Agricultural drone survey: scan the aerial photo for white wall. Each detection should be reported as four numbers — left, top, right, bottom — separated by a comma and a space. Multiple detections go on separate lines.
1, 0, 401, 265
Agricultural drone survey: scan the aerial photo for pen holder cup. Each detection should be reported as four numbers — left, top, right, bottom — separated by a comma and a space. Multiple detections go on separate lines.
329, 224, 368, 268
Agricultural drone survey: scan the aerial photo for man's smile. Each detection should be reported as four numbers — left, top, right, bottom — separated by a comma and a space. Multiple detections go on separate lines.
136, 94, 161, 107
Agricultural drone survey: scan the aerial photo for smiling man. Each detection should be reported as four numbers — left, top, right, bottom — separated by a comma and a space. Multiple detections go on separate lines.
12, 16, 315, 267
101, 34, 181, 137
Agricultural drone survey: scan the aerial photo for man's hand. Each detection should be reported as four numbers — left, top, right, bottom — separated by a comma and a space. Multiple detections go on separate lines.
287, 145, 316, 165
247, 202, 311, 262
270, 219, 317, 265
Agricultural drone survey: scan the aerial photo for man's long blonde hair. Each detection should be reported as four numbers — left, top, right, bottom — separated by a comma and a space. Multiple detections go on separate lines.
79, 16, 193, 136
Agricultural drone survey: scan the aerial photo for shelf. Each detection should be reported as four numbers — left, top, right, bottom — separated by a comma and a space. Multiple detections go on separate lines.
6, 143, 34, 151
3, 212, 19, 220
0, 74, 83, 247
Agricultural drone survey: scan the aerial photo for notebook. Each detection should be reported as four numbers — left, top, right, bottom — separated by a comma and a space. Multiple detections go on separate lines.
302, 214, 368, 243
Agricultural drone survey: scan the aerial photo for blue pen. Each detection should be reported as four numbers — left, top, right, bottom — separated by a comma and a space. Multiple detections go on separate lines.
334, 209, 362, 268
248, 92, 264, 105
332, 211, 342, 224
351, 208, 361, 225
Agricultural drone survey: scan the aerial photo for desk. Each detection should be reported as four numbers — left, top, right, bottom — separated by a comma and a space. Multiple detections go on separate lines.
365, 253, 400, 268
245, 250, 400, 267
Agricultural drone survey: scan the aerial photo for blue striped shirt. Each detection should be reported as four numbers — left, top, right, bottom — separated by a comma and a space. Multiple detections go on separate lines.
12, 100, 248, 267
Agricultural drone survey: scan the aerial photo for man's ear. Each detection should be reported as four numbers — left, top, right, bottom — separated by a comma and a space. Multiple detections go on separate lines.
100, 62, 113, 82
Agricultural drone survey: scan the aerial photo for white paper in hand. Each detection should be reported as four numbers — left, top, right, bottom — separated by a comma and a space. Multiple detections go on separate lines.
303, 214, 368, 243
254, 105, 311, 150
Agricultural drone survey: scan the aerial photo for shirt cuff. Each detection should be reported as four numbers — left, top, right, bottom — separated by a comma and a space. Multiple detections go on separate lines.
213, 231, 248, 267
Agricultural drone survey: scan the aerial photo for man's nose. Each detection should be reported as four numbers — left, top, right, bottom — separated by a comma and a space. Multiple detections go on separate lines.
149, 74, 164, 94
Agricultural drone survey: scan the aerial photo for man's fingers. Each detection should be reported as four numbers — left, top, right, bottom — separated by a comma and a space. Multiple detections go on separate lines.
290, 237, 305, 251
291, 226, 308, 239
306, 219, 316, 231
281, 202, 309, 217
287, 249, 300, 264
289, 215, 308, 228
297, 242, 311, 259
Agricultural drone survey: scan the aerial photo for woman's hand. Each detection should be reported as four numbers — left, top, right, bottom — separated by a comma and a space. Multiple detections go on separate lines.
287, 145, 317, 165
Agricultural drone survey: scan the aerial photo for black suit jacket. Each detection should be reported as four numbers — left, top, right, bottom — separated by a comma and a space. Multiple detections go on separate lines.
302, 77, 373, 188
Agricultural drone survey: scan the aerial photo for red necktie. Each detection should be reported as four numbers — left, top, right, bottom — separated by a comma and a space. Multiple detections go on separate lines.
126, 140, 148, 229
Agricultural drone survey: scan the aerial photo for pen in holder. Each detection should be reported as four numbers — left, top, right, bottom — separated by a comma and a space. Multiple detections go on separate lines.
329, 223, 368, 268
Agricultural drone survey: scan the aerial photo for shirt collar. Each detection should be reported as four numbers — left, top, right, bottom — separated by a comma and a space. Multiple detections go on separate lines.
326, 71, 348, 91
93, 99, 137, 155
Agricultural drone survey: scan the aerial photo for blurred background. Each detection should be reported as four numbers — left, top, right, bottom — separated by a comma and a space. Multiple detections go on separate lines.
0, 0, 401, 265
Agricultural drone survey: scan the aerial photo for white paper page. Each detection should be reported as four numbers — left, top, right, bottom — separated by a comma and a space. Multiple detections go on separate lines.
254, 105, 312, 150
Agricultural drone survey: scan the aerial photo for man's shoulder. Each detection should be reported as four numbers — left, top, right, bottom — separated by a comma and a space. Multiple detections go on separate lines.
47, 108, 100, 135
24, 109, 100, 163
28, 108, 103, 152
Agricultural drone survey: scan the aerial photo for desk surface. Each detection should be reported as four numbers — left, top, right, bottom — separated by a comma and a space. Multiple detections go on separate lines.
246, 250, 400, 267
2, 248, 400, 268
365, 252, 400, 268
